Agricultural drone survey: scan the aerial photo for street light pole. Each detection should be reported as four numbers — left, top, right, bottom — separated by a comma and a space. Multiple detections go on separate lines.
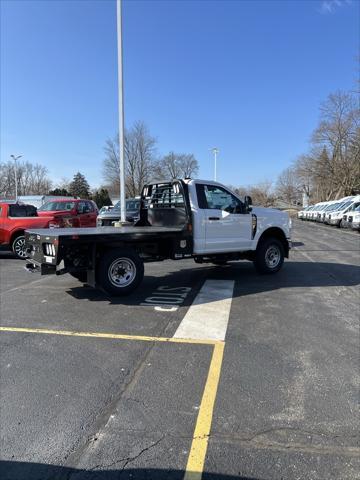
116, 0, 126, 223
211, 148, 219, 181
10, 154, 22, 201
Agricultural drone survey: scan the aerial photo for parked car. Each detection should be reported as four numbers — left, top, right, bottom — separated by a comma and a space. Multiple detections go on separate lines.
96, 198, 140, 226
313, 202, 331, 222
37, 199, 98, 227
350, 207, 360, 231
98, 205, 114, 214
297, 206, 311, 220
325, 197, 357, 227
304, 205, 315, 220
0, 202, 55, 258
341, 201, 360, 228
308, 201, 328, 221
318, 200, 339, 223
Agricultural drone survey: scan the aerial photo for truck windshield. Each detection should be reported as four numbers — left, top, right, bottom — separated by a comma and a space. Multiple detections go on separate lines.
39, 201, 76, 211
337, 201, 352, 211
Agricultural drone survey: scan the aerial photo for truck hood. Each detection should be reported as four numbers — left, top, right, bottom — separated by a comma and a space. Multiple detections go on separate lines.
97, 210, 138, 219
252, 206, 287, 217
251, 206, 291, 234
37, 210, 73, 218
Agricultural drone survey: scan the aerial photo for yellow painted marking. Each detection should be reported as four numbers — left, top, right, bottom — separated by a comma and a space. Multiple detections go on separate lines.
184, 342, 225, 480
1, 325, 226, 479
0, 326, 220, 346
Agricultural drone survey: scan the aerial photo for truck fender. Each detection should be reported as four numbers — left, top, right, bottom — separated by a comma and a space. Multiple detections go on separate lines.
256, 227, 289, 258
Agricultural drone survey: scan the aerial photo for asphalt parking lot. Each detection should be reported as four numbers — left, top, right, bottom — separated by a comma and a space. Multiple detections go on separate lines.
1, 220, 359, 480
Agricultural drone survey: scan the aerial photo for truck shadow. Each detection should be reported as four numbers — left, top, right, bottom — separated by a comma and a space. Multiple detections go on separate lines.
0, 461, 258, 480
0, 251, 17, 259
65, 261, 360, 306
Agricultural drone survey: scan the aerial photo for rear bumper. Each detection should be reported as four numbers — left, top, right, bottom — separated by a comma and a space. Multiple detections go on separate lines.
351, 222, 360, 231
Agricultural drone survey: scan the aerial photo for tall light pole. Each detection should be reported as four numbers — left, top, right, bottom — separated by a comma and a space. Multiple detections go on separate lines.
116, 0, 126, 223
10, 154, 22, 201
211, 147, 219, 181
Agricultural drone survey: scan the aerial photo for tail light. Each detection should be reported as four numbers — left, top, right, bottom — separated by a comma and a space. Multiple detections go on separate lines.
44, 243, 56, 256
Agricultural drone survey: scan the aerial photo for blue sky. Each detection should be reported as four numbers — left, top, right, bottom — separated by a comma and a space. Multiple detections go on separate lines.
1, 0, 358, 188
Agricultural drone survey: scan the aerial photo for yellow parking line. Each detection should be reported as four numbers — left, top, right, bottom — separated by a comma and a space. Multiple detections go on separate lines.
1, 325, 225, 479
183, 342, 225, 480
0, 326, 221, 345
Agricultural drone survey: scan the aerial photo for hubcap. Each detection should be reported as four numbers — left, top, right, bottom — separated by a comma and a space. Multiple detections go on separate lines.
108, 258, 136, 288
14, 237, 28, 259
265, 245, 281, 269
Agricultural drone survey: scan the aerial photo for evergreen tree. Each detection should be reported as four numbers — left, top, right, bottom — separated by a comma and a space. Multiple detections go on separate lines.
91, 188, 112, 209
69, 172, 90, 198
48, 187, 70, 196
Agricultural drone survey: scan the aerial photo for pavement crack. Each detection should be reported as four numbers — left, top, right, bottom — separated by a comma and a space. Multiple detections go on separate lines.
83, 435, 165, 476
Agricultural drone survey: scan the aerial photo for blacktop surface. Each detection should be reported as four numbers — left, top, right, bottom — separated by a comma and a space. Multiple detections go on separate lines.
0, 220, 359, 480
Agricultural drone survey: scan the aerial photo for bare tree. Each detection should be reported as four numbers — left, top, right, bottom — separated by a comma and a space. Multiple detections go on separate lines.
154, 152, 199, 180
103, 121, 157, 197
248, 181, 275, 207
0, 160, 52, 197
311, 91, 359, 198
276, 166, 302, 205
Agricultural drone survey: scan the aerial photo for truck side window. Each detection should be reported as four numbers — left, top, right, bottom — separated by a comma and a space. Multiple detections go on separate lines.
25, 205, 37, 216
197, 184, 244, 213
85, 201, 94, 212
77, 201, 86, 214
9, 205, 27, 217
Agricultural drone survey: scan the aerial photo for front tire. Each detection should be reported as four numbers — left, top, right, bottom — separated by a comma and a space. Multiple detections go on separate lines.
254, 238, 284, 274
97, 249, 144, 296
12, 235, 28, 259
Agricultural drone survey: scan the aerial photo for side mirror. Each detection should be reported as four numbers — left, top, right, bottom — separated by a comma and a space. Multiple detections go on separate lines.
244, 195, 252, 212
244, 195, 252, 206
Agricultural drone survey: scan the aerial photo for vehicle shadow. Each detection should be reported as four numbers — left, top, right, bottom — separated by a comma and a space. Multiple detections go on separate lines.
0, 251, 18, 260
65, 261, 360, 306
0, 461, 258, 480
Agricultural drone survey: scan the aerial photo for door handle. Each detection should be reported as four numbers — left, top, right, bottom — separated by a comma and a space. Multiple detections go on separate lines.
208, 217, 220, 221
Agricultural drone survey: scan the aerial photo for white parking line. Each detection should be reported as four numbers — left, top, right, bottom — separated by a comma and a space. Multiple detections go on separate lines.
173, 279, 235, 341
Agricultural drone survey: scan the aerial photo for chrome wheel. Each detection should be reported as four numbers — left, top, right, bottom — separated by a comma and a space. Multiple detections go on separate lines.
265, 245, 281, 269
13, 236, 28, 259
108, 258, 136, 288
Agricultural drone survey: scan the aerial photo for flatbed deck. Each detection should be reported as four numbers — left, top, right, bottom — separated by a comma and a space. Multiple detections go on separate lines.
27, 226, 185, 242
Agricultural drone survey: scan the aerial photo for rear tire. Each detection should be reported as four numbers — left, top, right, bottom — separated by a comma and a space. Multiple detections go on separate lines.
97, 248, 144, 296
254, 238, 284, 274
12, 235, 28, 259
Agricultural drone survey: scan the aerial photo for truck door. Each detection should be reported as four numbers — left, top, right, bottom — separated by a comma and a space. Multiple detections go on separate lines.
77, 201, 95, 227
196, 184, 252, 252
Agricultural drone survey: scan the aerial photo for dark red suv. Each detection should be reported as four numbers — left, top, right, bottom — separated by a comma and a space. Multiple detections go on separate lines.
37, 199, 98, 227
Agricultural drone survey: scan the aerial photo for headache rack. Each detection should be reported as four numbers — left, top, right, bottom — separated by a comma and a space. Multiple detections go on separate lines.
137, 180, 192, 229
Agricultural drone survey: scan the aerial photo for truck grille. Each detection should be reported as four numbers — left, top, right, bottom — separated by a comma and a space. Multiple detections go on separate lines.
100, 219, 115, 226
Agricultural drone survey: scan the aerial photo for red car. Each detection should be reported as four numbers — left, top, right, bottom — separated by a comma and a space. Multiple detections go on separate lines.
0, 202, 55, 258
37, 199, 98, 227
